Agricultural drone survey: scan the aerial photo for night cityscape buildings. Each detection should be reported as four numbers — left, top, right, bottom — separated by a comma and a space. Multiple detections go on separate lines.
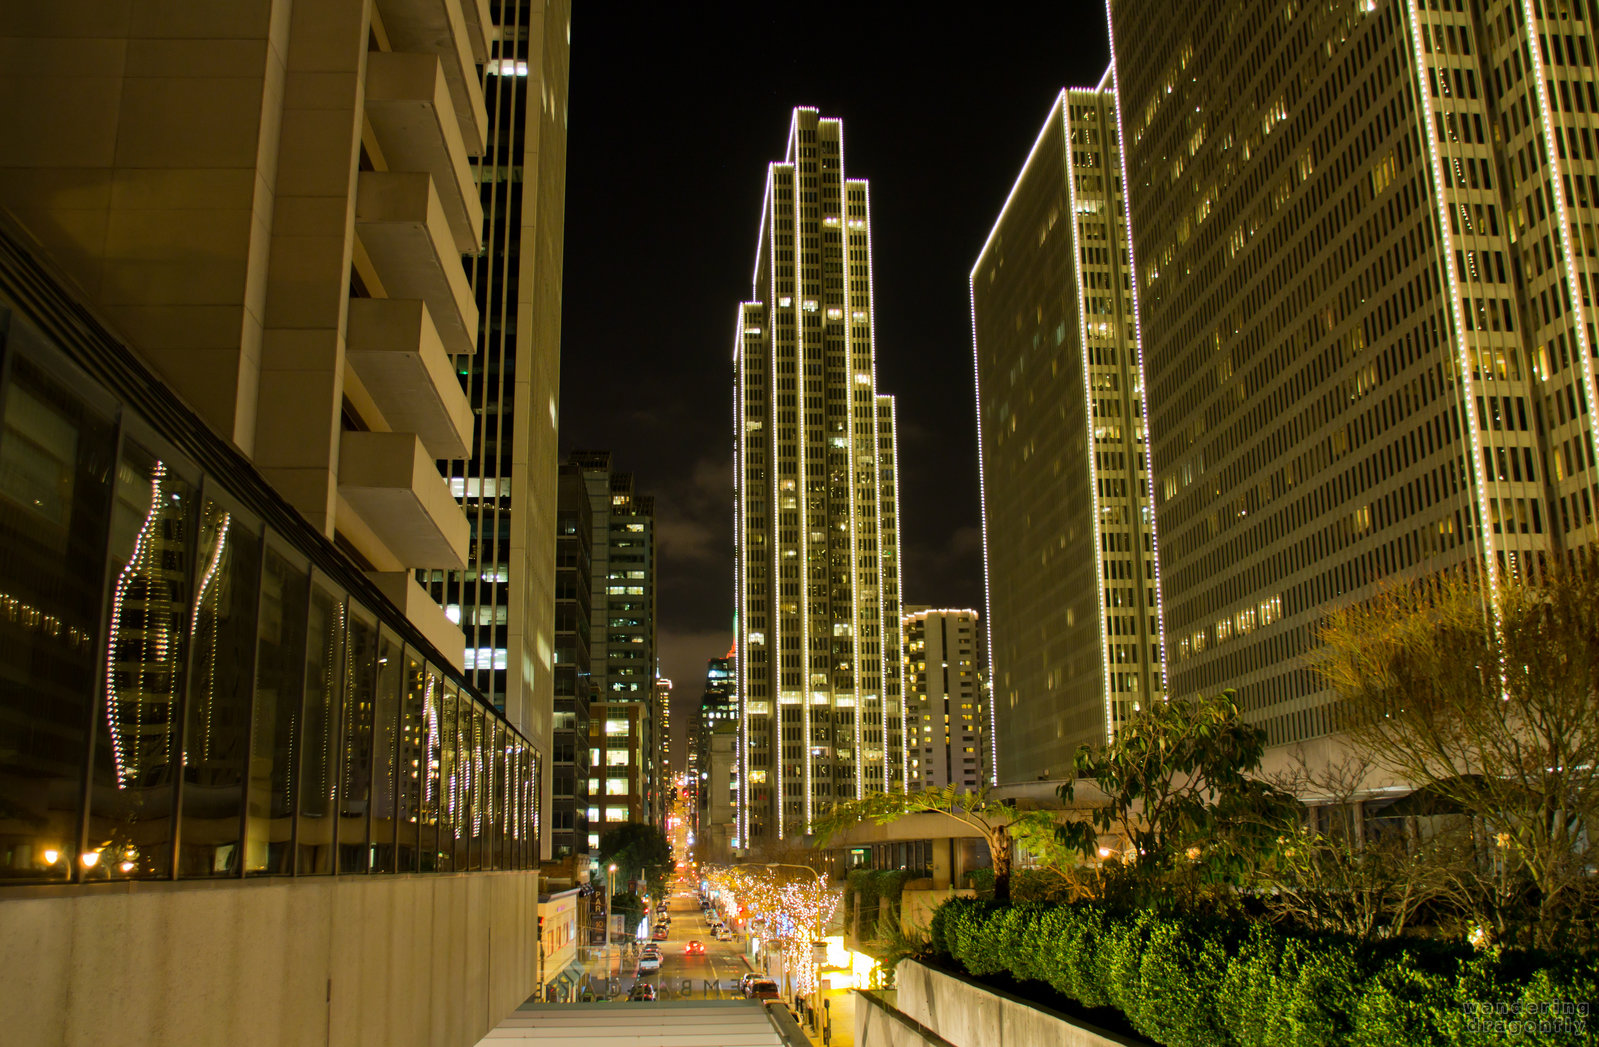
972, 84, 1166, 782
901, 607, 984, 791
1107, 0, 1599, 755
733, 107, 908, 846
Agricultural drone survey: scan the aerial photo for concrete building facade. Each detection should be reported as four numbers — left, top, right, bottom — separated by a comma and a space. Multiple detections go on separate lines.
901, 608, 984, 791
0, 0, 565, 1040
972, 85, 1165, 782
1109, 0, 1599, 748
734, 107, 907, 845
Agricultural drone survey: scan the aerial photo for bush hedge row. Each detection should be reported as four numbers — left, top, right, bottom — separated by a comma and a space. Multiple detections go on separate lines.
926, 898, 1598, 1046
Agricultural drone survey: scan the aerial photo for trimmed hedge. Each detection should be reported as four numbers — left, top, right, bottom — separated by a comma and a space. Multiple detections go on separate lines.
927, 898, 1598, 1046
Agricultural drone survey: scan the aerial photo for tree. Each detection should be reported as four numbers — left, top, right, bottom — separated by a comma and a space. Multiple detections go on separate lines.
813, 785, 1064, 904
1058, 690, 1298, 873
1316, 561, 1599, 948
597, 823, 673, 900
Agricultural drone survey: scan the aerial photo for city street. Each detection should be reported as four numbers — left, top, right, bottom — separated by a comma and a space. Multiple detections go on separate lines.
594, 892, 755, 1002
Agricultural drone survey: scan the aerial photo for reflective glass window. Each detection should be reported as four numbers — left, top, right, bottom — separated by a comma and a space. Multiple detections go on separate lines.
418, 664, 441, 872
395, 648, 426, 872
246, 544, 308, 874
468, 705, 486, 870
338, 611, 378, 873
0, 342, 115, 882
89, 437, 194, 880
370, 629, 402, 872
433, 682, 457, 872
296, 578, 345, 874
454, 695, 473, 870
178, 490, 260, 877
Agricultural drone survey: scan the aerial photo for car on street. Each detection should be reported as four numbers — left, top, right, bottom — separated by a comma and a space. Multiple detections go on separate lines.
637, 954, 661, 974
685, 940, 705, 955
628, 983, 657, 1002
744, 978, 780, 1001
737, 973, 761, 995
652, 926, 668, 940
714, 927, 733, 941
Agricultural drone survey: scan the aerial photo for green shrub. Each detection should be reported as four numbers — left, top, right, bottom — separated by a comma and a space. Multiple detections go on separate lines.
925, 899, 1599, 1047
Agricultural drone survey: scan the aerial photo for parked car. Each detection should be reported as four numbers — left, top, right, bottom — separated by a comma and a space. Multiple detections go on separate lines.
628, 982, 657, 1002
637, 954, 661, 974
737, 973, 760, 995
685, 940, 705, 955
744, 978, 780, 1001
652, 926, 668, 941
714, 927, 733, 941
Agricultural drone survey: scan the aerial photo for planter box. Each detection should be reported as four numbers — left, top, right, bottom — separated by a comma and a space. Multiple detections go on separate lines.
854, 959, 1152, 1047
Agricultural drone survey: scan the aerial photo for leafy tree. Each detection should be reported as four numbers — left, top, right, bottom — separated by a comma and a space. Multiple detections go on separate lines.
597, 822, 673, 900
1058, 690, 1298, 873
609, 889, 645, 935
814, 784, 1064, 904
1316, 561, 1599, 948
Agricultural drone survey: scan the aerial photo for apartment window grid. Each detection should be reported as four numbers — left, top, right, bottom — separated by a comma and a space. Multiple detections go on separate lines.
1109, 0, 1599, 748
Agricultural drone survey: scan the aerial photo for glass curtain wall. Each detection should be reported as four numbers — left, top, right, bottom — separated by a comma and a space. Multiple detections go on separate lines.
0, 281, 537, 886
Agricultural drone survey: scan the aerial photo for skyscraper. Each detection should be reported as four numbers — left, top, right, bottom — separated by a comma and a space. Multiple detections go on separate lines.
733, 107, 906, 845
425, 0, 568, 778
0, 0, 556, 1038
972, 85, 1165, 782
902, 608, 985, 790
550, 461, 592, 867
1108, 0, 1599, 748
570, 451, 661, 830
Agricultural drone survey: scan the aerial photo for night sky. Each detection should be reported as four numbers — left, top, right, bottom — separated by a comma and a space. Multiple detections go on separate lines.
558, 5, 1109, 770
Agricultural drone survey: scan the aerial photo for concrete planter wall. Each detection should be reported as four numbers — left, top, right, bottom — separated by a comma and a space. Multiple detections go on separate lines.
854, 959, 1151, 1047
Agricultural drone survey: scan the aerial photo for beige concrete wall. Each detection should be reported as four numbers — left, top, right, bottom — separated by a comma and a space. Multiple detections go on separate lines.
0, 0, 291, 454
0, 871, 539, 1047
888, 960, 1148, 1047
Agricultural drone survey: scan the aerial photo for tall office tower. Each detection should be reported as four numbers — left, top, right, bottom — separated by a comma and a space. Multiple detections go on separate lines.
569, 451, 659, 824
0, 1, 554, 1040
654, 674, 672, 824
691, 653, 735, 843
425, 0, 568, 766
972, 85, 1165, 782
1107, 0, 1599, 749
733, 107, 907, 845
901, 608, 984, 790
550, 462, 592, 865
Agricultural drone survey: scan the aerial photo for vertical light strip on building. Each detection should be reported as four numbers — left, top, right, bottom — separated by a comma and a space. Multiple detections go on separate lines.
1103, 8, 1170, 694
1517, 0, 1599, 518
886, 395, 909, 792
839, 122, 867, 801
1062, 93, 1115, 740
1402, 0, 1501, 594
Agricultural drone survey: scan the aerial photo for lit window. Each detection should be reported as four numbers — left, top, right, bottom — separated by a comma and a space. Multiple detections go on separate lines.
605, 807, 628, 822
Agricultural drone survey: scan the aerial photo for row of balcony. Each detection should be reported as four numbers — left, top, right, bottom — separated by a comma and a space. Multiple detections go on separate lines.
333, 0, 497, 657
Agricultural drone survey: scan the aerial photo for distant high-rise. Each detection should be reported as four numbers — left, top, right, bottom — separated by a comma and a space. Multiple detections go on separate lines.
902, 608, 984, 790
972, 85, 1165, 782
570, 451, 660, 831
1109, 0, 1599, 748
734, 107, 907, 844
550, 462, 592, 864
